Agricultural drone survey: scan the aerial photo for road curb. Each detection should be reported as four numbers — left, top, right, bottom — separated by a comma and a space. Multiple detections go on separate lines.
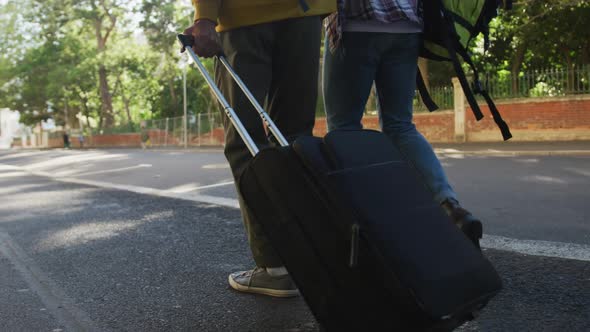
434, 150, 590, 156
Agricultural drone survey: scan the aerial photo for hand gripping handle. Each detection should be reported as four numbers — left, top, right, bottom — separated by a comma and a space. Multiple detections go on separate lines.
177, 34, 289, 156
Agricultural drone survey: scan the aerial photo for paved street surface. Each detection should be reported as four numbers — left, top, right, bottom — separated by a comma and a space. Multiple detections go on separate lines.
0, 143, 589, 331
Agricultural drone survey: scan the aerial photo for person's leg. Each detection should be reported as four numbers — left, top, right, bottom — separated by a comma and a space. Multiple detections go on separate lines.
230, 18, 322, 291
216, 23, 283, 269
266, 16, 322, 142
216, 22, 300, 296
374, 33, 456, 204
323, 32, 382, 132
375, 33, 481, 249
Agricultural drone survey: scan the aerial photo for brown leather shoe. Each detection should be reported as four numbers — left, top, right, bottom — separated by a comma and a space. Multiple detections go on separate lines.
441, 199, 482, 250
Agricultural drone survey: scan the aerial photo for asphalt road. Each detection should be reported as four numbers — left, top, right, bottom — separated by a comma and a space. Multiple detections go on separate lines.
0, 146, 589, 331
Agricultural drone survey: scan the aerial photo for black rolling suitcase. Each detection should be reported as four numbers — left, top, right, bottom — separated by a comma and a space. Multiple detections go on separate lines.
179, 34, 502, 332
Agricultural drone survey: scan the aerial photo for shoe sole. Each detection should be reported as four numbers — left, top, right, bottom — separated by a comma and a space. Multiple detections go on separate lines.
228, 275, 300, 298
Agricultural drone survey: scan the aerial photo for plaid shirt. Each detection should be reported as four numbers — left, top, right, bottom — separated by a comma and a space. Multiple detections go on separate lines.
325, 0, 422, 53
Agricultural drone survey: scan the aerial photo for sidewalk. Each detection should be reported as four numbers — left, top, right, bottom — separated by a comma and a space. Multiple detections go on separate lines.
90, 140, 590, 156
432, 140, 590, 156
4, 140, 590, 156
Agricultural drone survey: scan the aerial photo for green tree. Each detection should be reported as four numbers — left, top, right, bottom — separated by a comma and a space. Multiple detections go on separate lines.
139, 0, 185, 118
483, 0, 590, 92
70, 0, 125, 128
139, 0, 214, 120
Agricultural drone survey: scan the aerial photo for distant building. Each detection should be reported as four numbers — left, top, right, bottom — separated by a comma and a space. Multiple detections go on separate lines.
0, 108, 20, 149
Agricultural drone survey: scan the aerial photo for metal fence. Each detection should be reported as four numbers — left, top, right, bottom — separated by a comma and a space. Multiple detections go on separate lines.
40, 66, 588, 148
407, 65, 590, 112
142, 113, 225, 147
362, 85, 454, 115
72, 112, 225, 148
414, 85, 455, 112
484, 65, 590, 99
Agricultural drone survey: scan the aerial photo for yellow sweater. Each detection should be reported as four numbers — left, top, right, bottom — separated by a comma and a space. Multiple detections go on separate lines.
192, 0, 336, 32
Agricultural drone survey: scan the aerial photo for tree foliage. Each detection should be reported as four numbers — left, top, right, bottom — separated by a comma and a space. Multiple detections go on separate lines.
1, 0, 589, 130
430, 0, 590, 88
480, 1, 590, 73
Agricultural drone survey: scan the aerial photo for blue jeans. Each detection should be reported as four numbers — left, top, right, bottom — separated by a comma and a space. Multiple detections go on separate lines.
322, 32, 457, 204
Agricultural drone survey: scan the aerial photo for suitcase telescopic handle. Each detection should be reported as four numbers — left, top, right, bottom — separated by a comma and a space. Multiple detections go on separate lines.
177, 34, 289, 156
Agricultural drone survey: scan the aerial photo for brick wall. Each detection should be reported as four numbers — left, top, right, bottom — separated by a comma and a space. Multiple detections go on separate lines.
39, 96, 589, 148
414, 111, 455, 142
89, 133, 142, 147
315, 96, 590, 142
47, 133, 142, 148
48, 137, 64, 148
190, 128, 225, 146
314, 110, 455, 142
466, 96, 590, 141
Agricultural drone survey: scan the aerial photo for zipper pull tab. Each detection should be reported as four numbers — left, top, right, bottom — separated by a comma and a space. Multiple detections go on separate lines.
349, 223, 360, 268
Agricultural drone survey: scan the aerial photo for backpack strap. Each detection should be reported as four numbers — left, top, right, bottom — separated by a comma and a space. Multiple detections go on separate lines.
455, 47, 513, 140
449, 12, 477, 36
439, 0, 512, 140
480, 89, 513, 140
438, 2, 484, 121
416, 68, 439, 112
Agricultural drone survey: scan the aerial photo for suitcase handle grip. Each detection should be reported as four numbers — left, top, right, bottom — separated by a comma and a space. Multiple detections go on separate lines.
177, 34, 289, 156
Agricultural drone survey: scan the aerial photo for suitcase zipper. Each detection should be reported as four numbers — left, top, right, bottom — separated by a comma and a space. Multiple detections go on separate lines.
349, 223, 360, 268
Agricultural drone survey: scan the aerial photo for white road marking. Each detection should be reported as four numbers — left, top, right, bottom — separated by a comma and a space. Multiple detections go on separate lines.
522, 175, 567, 184
482, 235, 590, 262
513, 158, 540, 163
0, 161, 238, 208
165, 182, 202, 193
0, 171, 27, 178
56, 176, 240, 209
0, 232, 100, 331
26, 169, 590, 262
202, 163, 230, 169
434, 149, 590, 156
24, 152, 126, 171
166, 181, 234, 193
564, 167, 590, 178
186, 181, 234, 190
2, 156, 589, 262
0, 150, 52, 161
0, 164, 21, 171
68, 164, 152, 177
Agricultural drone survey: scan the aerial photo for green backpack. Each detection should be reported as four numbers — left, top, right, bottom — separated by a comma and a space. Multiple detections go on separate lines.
418, 0, 513, 140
